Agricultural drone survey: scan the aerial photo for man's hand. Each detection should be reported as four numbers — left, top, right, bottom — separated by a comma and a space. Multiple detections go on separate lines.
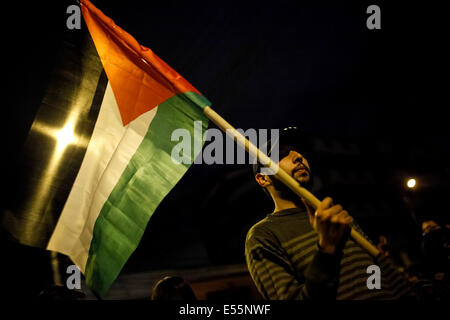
303, 197, 353, 254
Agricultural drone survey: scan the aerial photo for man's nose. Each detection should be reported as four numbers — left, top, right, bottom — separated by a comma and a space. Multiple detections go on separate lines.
294, 154, 303, 164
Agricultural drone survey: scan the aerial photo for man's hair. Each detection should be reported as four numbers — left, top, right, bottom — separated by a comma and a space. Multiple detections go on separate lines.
151, 276, 197, 300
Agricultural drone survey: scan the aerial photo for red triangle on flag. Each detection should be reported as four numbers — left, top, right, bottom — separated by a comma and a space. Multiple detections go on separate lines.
81, 0, 201, 126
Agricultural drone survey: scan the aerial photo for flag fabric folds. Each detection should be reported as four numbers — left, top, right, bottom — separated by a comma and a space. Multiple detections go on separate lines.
47, 0, 210, 296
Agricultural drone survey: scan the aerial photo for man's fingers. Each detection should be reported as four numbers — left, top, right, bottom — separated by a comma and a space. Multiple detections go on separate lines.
344, 215, 353, 224
317, 204, 343, 221
319, 197, 334, 210
314, 197, 353, 228
330, 210, 353, 225
325, 204, 343, 216
316, 207, 333, 221
315, 198, 334, 220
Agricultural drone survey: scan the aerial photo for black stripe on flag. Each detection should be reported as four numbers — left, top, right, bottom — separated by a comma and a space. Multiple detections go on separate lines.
2, 24, 108, 248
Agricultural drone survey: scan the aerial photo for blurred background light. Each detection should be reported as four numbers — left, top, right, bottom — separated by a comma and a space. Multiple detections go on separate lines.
407, 178, 416, 189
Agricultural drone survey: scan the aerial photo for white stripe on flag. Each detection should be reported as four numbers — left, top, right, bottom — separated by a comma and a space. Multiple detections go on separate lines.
47, 82, 158, 272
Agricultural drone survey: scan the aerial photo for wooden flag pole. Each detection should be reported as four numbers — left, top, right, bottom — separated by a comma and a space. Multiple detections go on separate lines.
203, 106, 380, 257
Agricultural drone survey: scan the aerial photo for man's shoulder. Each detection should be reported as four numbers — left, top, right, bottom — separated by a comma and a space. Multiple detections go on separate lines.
245, 216, 275, 245
247, 216, 271, 237
246, 210, 311, 243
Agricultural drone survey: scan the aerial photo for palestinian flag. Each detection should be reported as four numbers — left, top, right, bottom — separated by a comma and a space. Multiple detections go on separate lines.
4, 0, 210, 297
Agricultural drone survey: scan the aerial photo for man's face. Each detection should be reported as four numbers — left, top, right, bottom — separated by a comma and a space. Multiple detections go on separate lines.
278, 150, 311, 186
267, 149, 312, 200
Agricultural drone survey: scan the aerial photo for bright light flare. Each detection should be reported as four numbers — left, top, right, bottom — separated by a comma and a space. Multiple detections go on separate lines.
55, 121, 76, 151
406, 178, 416, 189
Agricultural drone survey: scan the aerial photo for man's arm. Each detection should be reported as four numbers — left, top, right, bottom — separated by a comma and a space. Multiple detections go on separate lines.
246, 197, 352, 300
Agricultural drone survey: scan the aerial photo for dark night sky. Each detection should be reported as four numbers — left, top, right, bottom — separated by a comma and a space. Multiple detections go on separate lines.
2, 0, 450, 277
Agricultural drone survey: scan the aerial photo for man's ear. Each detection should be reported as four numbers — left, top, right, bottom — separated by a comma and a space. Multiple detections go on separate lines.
255, 173, 271, 188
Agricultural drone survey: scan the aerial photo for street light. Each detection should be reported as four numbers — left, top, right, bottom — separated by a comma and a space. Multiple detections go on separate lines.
406, 178, 416, 189
403, 177, 419, 229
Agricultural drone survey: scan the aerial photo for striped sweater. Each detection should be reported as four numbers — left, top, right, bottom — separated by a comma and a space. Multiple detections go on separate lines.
245, 207, 412, 300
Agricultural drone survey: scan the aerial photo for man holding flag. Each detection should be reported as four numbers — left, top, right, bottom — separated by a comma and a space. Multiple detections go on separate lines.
0, 0, 416, 300
246, 127, 414, 299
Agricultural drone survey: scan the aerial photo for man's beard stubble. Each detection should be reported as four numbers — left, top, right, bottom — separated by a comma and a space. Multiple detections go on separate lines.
270, 168, 313, 203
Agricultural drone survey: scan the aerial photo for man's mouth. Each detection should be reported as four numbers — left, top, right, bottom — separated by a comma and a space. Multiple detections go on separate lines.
294, 167, 308, 176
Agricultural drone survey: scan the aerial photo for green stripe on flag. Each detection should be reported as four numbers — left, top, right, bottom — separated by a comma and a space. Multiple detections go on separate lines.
85, 92, 209, 296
